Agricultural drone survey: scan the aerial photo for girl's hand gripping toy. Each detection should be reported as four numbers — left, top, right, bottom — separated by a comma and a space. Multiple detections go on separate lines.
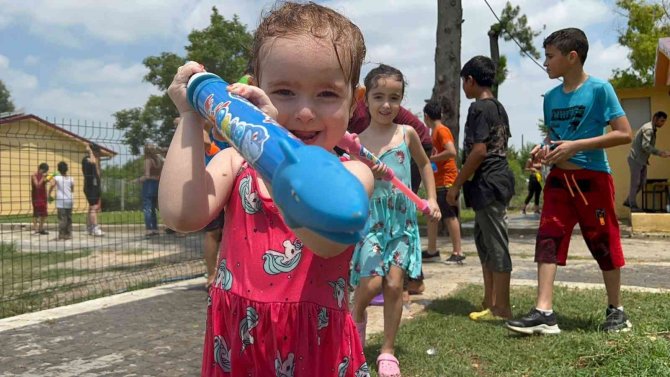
337, 132, 431, 214
186, 72, 369, 243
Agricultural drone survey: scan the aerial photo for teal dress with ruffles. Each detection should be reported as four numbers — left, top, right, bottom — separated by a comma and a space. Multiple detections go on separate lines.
350, 126, 421, 285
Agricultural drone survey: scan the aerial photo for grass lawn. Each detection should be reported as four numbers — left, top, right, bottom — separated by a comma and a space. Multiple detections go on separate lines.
0, 242, 94, 288
0, 210, 146, 225
364, 285, 670, 376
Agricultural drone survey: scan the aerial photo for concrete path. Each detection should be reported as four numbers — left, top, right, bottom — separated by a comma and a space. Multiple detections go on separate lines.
1, 215, 668, 376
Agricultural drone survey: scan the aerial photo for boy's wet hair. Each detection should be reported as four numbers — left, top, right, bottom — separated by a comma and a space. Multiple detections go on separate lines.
423, 100, 441, 121
460, 55, 496, 87
57, 161, 68, 174
364, 64, 406, 97
251, 1, 366, 91
38, 162, 49, 171
653, 111, 667, 120
543, 28, 589, 65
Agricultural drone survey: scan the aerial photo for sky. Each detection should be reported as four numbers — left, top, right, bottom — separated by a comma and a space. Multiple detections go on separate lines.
0, 0, 631, 151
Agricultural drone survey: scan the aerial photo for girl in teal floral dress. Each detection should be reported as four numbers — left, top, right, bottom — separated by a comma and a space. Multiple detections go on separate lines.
350, 64, 441, 377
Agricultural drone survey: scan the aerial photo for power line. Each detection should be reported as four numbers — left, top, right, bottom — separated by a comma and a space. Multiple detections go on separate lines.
482, 0, 549, 75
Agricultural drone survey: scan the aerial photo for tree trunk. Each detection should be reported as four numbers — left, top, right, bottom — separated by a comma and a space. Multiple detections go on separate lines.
432, 0, 462, 146
488, 28, 500, 98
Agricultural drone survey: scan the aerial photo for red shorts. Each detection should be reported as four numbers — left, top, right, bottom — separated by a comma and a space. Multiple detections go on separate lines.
32, 201, 47, 217
535, 168, 624, 271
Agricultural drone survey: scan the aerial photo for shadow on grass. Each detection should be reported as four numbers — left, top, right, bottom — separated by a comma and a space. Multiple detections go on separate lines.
425, 296, 478, 317
426, 290, 599, 334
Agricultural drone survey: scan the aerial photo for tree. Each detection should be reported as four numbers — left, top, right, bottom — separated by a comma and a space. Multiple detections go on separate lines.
537, 118, 548, 139
488, 2, 543, 97
611, 0, 670, 88
432, 0, 462, 145
113, 7, 252, 155
0, 80, 16, 113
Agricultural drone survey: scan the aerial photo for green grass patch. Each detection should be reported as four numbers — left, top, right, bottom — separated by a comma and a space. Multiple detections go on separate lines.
0, 210, 147, 225
0, 242, 94, 287
364, 285, 670, 376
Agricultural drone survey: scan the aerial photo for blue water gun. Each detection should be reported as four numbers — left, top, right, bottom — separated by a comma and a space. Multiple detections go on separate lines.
187, 72, 369, 243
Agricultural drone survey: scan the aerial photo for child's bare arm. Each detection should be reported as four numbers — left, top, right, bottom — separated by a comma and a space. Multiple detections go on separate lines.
447, 143, 487, 206
544, 115, 632, 165
291, 160, 373, 258
159, 61, 235, 233
406, 128, 441, 221
430, 140, 456, 161
159, 125, 239, 233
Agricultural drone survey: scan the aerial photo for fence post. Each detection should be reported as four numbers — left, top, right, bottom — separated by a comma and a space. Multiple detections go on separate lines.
121, 180, 125, 211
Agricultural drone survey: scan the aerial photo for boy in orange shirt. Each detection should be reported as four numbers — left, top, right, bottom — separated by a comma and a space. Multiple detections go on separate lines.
423, 101, 464, 264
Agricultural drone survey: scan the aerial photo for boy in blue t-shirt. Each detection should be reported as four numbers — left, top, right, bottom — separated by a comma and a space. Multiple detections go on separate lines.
506, 28, 633, 335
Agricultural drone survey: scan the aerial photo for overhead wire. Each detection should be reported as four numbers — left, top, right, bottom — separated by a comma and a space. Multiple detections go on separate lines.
482, 0, 549, 75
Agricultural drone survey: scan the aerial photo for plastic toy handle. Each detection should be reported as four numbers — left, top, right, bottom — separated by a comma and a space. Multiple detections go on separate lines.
337, 132, 431, 214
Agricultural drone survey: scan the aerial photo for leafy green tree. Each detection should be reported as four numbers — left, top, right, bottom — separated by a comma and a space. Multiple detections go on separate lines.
537, 118, 549, 139
113, 7, 252, 155
0, 80, 16, 113
488, 2, 543, 97
611, 0, 670, 88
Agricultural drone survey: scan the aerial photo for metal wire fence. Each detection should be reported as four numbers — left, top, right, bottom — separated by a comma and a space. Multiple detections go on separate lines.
0, 114, 205, 318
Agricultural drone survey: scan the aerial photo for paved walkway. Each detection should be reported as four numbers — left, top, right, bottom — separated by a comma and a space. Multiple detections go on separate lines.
1, 215, 668, 376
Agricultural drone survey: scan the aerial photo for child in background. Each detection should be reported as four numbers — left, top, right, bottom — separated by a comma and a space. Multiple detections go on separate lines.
447, 56, 515, 322
506, 28, 633, 335
140, 142, 163, 237
423, 100, 463, 265
350, 64, 440, 377
49, 161, 74, 240
31, 162, 50, 235
522, 153, 543, 215
158, 2, 373, 376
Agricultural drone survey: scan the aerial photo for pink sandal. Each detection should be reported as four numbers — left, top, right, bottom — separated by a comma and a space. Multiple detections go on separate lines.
377, 353, 401, 377
354, 311, 367, 347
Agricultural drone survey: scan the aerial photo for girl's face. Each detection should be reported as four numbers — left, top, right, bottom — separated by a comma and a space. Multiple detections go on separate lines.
257, 35, 355, 150
365, 76, 403, 126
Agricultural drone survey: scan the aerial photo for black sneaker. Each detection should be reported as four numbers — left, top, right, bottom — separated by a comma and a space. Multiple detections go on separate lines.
505, 308, 561, 335
602, 306, 632, 332
443, 254, 466, 265
421, 250, 441, 262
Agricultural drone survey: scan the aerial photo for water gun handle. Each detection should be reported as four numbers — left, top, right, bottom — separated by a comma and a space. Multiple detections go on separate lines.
337, 132, 431, 215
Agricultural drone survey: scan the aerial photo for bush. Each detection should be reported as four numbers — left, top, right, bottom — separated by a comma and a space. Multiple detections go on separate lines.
101, 185, 141, 212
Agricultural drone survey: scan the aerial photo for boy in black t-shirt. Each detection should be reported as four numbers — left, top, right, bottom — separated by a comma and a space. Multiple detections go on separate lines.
447, 56, 515, 321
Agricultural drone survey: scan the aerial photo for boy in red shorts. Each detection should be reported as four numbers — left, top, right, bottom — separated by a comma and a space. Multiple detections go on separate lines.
506, 28, 633, 335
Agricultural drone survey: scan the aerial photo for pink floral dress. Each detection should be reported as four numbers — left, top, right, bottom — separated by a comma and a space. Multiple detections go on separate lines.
202, 163, 369, 377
